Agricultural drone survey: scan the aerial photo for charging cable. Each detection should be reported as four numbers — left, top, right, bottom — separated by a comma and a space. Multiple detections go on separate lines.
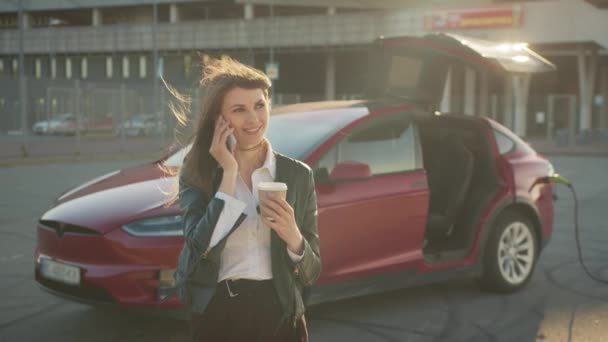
545, 174, 608, 285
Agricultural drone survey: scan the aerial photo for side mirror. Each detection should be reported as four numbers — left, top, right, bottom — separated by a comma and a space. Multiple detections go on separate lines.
330, 161, 372, 181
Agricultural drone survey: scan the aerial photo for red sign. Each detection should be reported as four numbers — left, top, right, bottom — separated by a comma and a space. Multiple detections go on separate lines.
425, 5, 523, 30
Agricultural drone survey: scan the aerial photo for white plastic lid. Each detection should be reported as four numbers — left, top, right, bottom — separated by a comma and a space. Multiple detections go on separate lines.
257, 182, 288, 192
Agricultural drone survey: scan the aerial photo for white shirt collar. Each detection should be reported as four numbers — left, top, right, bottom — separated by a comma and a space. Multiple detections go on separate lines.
262, 140, 276, 180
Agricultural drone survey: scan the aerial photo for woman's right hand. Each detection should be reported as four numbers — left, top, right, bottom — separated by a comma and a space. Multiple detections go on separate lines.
209, 116, 237, 172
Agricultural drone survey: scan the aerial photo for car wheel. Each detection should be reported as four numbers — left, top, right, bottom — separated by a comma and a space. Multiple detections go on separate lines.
480, 211, 538, 293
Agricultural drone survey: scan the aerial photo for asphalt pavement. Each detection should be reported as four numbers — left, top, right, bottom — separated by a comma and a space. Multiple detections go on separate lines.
0, 156, 607, 342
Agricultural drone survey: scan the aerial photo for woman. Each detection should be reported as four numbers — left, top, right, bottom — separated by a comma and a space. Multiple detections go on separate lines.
173, 56, 321, 342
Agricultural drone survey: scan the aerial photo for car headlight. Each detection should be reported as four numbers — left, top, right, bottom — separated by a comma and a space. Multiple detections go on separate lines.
121, 215, 183, 237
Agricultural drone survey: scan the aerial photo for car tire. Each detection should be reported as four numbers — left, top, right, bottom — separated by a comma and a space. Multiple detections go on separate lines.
480, 211, 538, 293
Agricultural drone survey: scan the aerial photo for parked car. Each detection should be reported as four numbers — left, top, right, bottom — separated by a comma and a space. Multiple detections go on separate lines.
115, 114, 166, 137
32, 113, 81, 135
35, 34, 556, 315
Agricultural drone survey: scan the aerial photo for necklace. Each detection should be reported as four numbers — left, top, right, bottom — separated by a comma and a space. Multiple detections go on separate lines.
236, 139, 265, 152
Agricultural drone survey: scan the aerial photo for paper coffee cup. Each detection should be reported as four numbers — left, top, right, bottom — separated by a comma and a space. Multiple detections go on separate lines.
258, 182, 287, 221
258, 182, 287, 201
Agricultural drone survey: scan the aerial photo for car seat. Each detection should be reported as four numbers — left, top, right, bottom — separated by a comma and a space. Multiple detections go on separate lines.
425, 133, 474, 241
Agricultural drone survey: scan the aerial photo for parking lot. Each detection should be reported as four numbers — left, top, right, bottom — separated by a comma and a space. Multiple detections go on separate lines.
1, 155, 607, 342
0, 133, 174, 160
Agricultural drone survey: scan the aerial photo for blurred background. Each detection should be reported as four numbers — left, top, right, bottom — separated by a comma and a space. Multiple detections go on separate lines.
0, 0, 607, 159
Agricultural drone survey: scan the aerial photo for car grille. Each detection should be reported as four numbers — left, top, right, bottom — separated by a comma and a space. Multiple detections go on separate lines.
35, 270, 115, 304
39, 220, 102, 237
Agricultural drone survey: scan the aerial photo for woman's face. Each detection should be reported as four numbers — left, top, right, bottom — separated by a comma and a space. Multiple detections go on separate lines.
220, 87, 269, 149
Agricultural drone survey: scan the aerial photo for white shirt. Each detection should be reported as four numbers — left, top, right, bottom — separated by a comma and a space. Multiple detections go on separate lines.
209, 143, 303, 282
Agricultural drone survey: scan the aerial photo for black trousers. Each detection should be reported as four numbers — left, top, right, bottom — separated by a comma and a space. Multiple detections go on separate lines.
190, 279, 305, 342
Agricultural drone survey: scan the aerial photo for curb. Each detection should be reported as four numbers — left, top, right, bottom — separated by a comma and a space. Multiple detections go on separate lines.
0, 152, 162, 168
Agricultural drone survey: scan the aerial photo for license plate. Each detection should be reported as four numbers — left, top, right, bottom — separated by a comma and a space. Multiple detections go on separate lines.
40, 258, 80, 286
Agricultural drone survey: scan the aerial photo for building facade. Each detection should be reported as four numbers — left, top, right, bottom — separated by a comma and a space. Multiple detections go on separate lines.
1, 0, 607, 137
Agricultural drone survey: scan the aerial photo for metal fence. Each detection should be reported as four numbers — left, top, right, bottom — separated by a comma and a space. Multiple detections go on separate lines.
1, 80, 194, 158
1, 78, 368, 159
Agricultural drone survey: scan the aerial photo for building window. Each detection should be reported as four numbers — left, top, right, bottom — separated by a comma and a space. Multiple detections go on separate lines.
0, 59, 4, 76
184, 55, 192, 77
50, 57, 56, 79
65, 57, 72, 79
12, 59, 17, 76
35, 58, 41, 79
122, 56, 129, 79
139, 56, 146, 78
81, 57, 88, 79
106, 56, 113, 78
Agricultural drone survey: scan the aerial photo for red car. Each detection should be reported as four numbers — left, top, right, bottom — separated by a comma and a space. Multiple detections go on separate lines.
35, 34, 556, 314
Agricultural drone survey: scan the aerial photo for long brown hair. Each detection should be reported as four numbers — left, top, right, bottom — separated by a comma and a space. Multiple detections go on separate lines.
162, 55, 271, 206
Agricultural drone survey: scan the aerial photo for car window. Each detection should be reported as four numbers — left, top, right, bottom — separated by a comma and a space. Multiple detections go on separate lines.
316, 114, 418, 177
493, 130, 515, 155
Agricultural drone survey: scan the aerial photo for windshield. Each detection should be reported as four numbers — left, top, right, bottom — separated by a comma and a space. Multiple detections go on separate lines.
163, 106, 369, 167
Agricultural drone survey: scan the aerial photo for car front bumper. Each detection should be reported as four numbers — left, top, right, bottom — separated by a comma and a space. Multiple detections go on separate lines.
34, 222, 184, 310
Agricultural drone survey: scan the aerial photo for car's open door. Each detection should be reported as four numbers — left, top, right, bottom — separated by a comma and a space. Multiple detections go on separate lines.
366, 33, 556, 110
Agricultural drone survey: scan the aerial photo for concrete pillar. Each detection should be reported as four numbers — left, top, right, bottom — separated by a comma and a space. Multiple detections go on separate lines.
92, 8, 102, 27
546, 95, 555, 142
503, 75, 514, 129
490, 95, 499, 120
22, 12, 30, 28
244, 3, 255, 20
169, 4, 179, 23
479, 70, 489, 117
577, 46, 598, 132
440, 65, 452, 113
512, 74, 531, 137
463, 66, 476, 116
328, 7, 336, 15
600, 66, 608, 130
325, 51, 336, 101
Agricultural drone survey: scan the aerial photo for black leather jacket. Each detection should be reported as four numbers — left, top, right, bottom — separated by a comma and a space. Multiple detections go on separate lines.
173, 152, 321, 326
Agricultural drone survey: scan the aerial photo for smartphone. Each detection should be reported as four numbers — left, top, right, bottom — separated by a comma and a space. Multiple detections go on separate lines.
227, 133, 236, 153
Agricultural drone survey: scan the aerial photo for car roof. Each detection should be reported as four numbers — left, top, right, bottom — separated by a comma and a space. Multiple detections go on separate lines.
271, 100, 369, 116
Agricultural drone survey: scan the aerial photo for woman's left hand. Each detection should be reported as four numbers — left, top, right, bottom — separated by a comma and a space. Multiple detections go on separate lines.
261, 197, 304, 255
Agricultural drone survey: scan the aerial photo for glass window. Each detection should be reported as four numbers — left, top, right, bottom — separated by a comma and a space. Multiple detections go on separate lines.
266, 108, 368, 160
12, 59, 17, 76
494, 130, 515, 155
0, 59, 4, 76
316, 114, 418, 177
